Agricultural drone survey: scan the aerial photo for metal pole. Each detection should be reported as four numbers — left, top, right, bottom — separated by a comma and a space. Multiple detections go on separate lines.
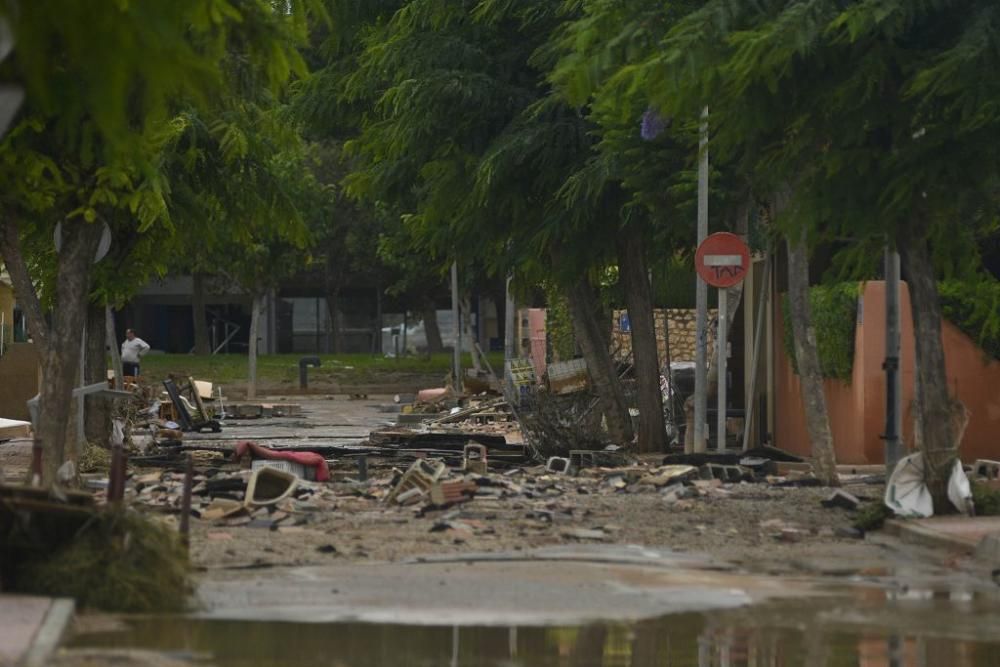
504, 274, 515, 363
884, 249, 902, 471
716, 288, 728, 452
375, 284, 383, 355
693, 106, 710, 453
180, 455, 193, 549
742, 253, 772, 451
77, 324, 86, 446
451, 261, 461, 392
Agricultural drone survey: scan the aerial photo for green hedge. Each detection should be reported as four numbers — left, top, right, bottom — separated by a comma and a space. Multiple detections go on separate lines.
782, 283, 860, 382
782, 277, 1000, 383
939, 278, 1000, 360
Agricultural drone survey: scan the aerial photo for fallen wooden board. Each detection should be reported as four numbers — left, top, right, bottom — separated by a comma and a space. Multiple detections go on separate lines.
775, 462, 887, 476
0, 418, 32, 440
428, 398, 506, 425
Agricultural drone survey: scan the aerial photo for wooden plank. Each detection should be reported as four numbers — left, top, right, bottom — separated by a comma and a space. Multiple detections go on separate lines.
0, 596, 52, 665
22, 598, 75, 667
0, 417, 31, 440
428, 399, 505, 425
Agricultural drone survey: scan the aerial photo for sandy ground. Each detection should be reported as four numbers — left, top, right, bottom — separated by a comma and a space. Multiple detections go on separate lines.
187, 477, 882, 573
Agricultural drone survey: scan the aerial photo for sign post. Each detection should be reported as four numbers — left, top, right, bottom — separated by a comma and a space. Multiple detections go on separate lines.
695, 232, 750, 452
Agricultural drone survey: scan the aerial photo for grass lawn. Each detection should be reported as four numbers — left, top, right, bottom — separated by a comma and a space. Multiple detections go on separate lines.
139, 352, 505, 388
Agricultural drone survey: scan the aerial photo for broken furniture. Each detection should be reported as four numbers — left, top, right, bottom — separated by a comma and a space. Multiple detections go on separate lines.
463, 444, 488, 474
547, 359, 589, 395
162, 378, 221, 433
245, 466, 298, 507
367, 427, 528, 467
232, 440, 329, 482
546, 457, 570, 474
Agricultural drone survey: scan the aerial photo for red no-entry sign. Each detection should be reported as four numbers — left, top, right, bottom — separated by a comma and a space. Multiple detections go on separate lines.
695, 232, 750, 288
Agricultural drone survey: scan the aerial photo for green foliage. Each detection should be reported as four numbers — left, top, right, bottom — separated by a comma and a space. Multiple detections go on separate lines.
0, 1, 328, 308
972, 483, 1000, 516
0, 1, 320, 166
854, 502, 893, 533
543, 282, 577, 361
939, 277, 1000, 360
652, 254, 696, 309
12, 510, 192, 613
138, 352, 503, 387
782, 283, 859, 382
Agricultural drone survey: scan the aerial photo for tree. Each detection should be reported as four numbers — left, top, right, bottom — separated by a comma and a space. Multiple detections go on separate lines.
607, 0, 1000, 501
297, 1, 639, 442
0, 1, 322, 483
549, 0, 749, 453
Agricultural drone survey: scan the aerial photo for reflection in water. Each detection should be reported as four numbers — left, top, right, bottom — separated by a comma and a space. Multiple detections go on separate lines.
71, 594, 1000, 667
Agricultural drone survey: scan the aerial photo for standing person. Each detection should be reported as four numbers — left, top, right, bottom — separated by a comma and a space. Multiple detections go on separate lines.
121, 328, 150, 377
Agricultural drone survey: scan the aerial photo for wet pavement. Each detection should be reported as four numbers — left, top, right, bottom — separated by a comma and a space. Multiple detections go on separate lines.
67, 544, 1000, 666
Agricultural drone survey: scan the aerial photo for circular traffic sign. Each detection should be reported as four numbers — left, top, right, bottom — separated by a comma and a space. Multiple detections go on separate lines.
695, 232, 750, 288
53, 221, 112, 264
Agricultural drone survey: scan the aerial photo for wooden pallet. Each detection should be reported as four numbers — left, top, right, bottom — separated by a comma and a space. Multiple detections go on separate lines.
0, 418, 31, 441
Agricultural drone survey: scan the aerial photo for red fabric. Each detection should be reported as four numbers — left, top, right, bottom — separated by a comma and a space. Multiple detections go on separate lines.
232, 440, 330, 482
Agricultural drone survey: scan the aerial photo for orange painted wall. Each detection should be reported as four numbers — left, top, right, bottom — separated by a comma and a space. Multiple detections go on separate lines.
774, 281, 1000, 464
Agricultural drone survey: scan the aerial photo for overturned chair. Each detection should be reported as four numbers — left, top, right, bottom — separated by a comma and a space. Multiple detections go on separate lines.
162, 377, 222, 433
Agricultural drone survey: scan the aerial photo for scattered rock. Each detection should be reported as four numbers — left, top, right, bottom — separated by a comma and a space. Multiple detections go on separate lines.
835, 527, 865, 540
561, 528, 607, 541
821, 489, 861, 510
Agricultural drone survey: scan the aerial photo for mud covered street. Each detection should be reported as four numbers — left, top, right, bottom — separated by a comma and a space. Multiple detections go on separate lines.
8, 394, 1000, 667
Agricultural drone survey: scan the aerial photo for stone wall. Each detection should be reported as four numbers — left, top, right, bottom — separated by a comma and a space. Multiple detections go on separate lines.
612, 309, 717, 365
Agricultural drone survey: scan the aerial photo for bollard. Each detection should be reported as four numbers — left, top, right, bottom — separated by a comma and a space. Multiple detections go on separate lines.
108, 443, 125, 504
180, 455, 193, 549
299, 356, 322, 389
30, 441, 43, 486
357, 455, 368, 482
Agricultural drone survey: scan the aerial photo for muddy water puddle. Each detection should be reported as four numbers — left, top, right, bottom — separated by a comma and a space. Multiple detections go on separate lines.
71, 587, 1000, 666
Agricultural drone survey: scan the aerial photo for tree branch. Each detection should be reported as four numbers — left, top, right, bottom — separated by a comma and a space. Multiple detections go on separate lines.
0, 216, 49, 353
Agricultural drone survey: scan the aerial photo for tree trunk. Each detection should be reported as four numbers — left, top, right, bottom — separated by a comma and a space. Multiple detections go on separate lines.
35, 222, 103, 484
570, 625, 607, 667
899, 224, 962, 512
192, 271, 210, 355
247, 293, 263, 399
0, 217, 48, 353
564, 279, 634, 445
617, 233, 665, 453
422, 302, 444, 353
463, 295, 482, 372
324, 289, 343, 354
107, 306, 124, 385
324, 252, 345, 354
629, 621, 660, 667
786, 233, 839, 486
84, 302, 111, 444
